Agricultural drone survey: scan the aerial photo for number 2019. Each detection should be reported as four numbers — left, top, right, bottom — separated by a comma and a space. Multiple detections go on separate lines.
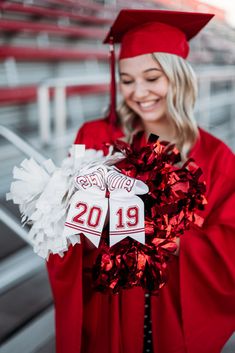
72, 202, 139, 229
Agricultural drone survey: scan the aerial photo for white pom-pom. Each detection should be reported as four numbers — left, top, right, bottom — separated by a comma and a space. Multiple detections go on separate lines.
7, 144, 125, 260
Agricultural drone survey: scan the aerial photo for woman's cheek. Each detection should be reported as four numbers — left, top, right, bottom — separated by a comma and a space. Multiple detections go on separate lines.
120, 84, 132, 99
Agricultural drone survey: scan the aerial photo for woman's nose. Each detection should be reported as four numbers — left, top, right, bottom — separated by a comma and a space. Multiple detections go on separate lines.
132, 82, 149, 99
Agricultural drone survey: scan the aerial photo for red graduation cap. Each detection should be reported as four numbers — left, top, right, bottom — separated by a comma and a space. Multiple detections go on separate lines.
104, 9, 214, 127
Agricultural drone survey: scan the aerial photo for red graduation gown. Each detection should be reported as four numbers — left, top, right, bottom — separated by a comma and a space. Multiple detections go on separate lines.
47, 118, 235, 353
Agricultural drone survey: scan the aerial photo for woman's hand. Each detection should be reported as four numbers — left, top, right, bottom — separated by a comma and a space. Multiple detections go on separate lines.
173, 237, 180, 256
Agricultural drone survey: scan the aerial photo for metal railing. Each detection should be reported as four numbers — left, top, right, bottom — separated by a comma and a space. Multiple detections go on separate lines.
36, 66, 235, 149
0, 126, 54, 353
0, 125, 46, 245
37, 73, 109, 144
195, 66, 235, 133
0, 125, 46, 294
0, 125, 46, 164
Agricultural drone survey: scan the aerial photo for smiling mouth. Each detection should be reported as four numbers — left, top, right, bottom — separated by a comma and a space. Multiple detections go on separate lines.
137, 99, 160, 110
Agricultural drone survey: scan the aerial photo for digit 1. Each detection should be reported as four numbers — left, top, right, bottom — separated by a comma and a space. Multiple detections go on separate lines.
116, 208, 125, 228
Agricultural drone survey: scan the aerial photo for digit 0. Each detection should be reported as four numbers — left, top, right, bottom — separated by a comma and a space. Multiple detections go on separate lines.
87, 206, 102, 227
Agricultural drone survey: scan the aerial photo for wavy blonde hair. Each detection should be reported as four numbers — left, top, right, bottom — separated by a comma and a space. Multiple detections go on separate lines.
117, 53, 199, 159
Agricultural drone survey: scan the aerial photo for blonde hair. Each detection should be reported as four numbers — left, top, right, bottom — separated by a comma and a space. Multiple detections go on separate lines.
117, 53, 199, 159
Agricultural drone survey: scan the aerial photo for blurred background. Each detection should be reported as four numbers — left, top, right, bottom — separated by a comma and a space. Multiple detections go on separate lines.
0, 0, 234, 352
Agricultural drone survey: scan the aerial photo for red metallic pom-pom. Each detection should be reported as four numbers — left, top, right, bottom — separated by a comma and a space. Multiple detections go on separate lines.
93, 133, 206, 294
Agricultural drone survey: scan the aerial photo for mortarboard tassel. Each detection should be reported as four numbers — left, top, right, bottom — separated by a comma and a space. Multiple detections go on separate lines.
108, 36, 117, 128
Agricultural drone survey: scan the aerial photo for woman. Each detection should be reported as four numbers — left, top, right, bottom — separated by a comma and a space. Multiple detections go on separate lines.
47, 9, 235, 353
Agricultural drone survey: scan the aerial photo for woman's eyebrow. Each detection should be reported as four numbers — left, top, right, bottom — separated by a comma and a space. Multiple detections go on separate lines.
119, 68, 161, 76
119, 72, 132, 76
144, 68, 162, 73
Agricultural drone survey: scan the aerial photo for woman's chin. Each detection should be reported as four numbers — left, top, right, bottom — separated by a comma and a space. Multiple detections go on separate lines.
138, 112, 165, 124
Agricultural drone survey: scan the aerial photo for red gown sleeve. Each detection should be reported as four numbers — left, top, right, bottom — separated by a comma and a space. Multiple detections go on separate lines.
179, 148, 235, 353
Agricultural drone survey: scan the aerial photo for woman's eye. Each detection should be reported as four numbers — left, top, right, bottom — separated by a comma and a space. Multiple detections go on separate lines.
146, 77, 160, 82
121, 81, 133, 85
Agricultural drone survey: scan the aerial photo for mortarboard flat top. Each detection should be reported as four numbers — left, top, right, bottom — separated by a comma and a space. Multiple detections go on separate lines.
104, 9, 214, 44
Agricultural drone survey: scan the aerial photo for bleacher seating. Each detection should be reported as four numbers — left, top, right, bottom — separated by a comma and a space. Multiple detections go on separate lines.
0, 46, 107, 61
0, 19, 106, 39
0, 83, 109, 105
0, 2, 113, 25
0, 0, 113, 141
43, 0, 116, 13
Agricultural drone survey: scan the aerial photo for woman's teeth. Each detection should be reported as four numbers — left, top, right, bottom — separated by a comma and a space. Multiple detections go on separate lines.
138, 100, 159, 109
